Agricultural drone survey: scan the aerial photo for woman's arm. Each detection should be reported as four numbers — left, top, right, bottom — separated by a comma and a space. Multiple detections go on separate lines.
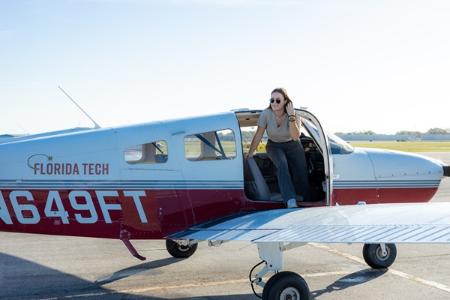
286, 102, 300, 141
289, 116, 301, 141
246, 126, 266, 159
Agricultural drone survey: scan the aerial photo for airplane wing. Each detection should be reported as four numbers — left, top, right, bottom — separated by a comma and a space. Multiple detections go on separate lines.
170, 203, 450, 244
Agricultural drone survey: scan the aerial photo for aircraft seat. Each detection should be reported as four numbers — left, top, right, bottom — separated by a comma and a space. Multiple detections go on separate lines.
246, 156, 283, 202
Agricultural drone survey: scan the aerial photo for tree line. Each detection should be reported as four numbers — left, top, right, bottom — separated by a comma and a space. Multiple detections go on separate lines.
335, 128, 450, 135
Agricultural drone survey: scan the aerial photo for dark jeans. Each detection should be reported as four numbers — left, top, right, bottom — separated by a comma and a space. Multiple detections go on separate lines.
266, 139, 310, 204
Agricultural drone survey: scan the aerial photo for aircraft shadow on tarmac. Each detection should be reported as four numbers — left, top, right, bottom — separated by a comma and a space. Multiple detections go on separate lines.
0, 252, 386, 299
95, 257, 180, 285
0, 252, 255, 299
311, 268, 388, 298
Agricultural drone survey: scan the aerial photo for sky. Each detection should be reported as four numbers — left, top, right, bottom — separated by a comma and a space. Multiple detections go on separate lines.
1, 0, 450, 135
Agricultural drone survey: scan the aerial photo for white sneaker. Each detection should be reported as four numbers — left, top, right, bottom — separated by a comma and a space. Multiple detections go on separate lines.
287, 198, 298, 208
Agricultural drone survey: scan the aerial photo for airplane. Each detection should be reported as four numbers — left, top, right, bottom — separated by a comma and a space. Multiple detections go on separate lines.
1, 108, 450, 299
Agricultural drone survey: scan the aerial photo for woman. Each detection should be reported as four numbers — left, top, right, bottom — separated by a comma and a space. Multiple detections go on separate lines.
247, 88, 310, 208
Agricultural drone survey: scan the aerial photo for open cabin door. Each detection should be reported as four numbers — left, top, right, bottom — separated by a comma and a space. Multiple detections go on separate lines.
235, 109, 333, 206
297, 109, 333, 206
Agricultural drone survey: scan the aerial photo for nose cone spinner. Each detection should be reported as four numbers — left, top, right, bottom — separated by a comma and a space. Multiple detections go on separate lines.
444, 165, 450, 177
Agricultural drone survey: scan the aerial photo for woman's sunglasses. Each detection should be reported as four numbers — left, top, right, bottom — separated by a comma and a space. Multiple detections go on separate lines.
270, 98, 283, 104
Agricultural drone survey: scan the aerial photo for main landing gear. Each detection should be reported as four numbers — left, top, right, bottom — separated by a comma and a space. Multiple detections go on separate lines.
250, 243, 311, 300
262, 271, 310, 300
249, 243, 398, 299
166, 239, 198, 258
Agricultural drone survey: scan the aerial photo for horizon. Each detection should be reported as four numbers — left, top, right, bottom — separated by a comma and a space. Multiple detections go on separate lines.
2, 117, 449, 137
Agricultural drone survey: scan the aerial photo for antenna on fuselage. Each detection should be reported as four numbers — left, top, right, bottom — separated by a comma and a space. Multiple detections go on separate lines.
58, 86, 101, 129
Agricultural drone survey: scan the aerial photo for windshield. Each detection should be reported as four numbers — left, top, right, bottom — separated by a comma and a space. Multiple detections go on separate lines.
302, 119, 353, 155
328, 133, 354, 154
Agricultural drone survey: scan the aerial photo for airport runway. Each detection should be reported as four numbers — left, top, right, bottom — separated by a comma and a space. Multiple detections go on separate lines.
1, 153, 450, 300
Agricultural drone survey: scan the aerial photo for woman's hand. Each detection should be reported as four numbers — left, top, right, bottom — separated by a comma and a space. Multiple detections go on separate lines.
286, 102, 295, 116
247, 126, 265, 160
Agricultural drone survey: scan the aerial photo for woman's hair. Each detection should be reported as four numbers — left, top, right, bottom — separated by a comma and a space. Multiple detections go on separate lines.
267, 87, 292, 113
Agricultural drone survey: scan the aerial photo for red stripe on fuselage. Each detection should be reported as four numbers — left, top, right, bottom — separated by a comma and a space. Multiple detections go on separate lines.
0, 189, 252, 239
332, 188, 437, 205
0, 187, 437, 239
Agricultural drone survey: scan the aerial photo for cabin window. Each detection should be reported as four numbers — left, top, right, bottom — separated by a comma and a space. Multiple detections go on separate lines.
184, 129, 236, 161
124, 140, 168, 164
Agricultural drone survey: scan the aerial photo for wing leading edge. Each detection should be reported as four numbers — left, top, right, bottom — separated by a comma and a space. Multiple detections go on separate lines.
170, 203, 450, 244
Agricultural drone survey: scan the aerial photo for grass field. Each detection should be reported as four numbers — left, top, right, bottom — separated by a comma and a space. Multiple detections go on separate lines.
348, 141, 450, 152
243, 141, 450, 153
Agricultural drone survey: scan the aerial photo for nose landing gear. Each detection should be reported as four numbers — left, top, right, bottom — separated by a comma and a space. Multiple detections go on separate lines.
363, 243, 397, 269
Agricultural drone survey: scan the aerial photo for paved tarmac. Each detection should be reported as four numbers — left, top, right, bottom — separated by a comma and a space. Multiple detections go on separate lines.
1, 153, 450, 300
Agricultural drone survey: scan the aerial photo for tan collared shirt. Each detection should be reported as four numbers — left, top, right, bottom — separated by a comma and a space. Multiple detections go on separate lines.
257, 108, 298, 143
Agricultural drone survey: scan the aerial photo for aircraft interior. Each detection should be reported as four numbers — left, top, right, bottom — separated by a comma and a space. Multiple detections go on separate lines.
235, 111, 327, 206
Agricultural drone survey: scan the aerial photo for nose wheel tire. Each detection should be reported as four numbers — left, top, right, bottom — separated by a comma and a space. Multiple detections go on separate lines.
262, 271, 310, 300
363, 243, 397, 269
166, 239, 198, 258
